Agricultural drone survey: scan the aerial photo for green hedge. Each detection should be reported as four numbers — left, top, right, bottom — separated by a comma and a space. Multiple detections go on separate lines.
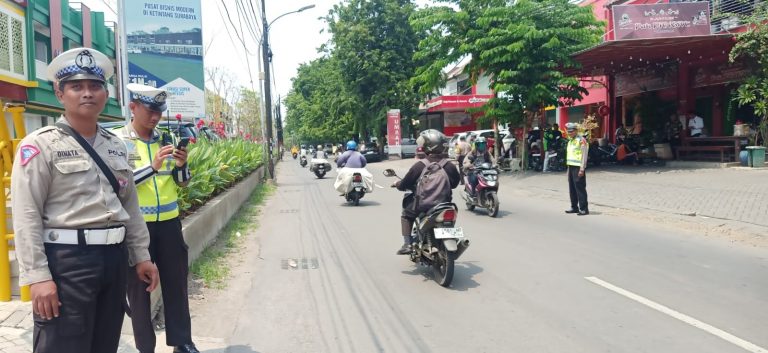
177, 138, 264, 213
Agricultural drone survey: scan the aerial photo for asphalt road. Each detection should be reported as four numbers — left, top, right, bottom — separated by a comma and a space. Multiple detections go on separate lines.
193, 158, 768, 353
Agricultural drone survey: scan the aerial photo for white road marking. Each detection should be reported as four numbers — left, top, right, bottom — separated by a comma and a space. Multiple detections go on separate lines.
374, 184, 384, 189
585, 276, 766, 353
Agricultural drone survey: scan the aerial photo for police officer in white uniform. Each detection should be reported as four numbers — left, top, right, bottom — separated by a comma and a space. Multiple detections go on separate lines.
11, 47, 159, 353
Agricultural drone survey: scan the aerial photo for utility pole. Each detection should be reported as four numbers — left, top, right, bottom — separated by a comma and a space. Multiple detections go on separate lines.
261, 0, 275, 179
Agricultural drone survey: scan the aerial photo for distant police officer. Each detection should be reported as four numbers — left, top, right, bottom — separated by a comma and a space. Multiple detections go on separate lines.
11, 47, 159, 353
564, 123, 589, 216
115, 84, 197, 353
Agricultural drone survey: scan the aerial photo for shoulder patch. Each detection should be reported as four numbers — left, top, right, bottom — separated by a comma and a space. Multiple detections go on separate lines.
19, 145, 41, 166
100, 127, 117, 137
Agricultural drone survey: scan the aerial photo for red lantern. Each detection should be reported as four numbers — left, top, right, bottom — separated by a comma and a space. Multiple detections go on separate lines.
598, 105, 610, 117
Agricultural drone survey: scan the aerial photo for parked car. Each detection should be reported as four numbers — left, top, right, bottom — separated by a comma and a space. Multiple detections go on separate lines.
448, 129, 509, 158
157, 121, 198, 143
362, 143, 382, 163
199, 126, 220, 141
400, 138, 418, 158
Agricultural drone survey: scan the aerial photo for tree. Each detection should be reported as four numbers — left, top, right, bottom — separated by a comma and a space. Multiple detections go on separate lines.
411, 0, 602, 127
324, 0, 423, 140
235, 88, 263, 139
284, 57, 358, 143
729, 4, 768, 146
205, 67, 238, 123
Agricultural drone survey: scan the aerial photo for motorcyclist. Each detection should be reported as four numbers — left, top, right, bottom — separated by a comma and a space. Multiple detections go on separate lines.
392, 130, 460, 255
463, 136, 494, 196
291, 145, 299, 156
336, 140, 367, 168
313, 144, 327, 159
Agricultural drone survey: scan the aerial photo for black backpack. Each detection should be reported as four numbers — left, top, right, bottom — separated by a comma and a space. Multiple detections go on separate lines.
415, 159, 452, 213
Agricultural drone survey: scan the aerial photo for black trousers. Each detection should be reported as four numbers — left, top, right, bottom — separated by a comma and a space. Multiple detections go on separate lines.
127, 218, 191, 352
34, 243, 127, 353
457, 155, 466, 181
567, 166, 588, 211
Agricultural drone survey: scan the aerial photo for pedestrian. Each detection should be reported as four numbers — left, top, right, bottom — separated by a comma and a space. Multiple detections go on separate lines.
11, 47, 159, 353
455, 135, 471, 184
115, 84, 199, 353
564, 122, 589, 216
687, 110, 705, 137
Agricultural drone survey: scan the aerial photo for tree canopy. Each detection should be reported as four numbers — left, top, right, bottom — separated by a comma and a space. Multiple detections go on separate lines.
411, 0, 603, 126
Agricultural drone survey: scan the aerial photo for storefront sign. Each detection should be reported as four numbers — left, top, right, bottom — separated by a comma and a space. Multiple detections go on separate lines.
425, 94, 493, 112
615, 64, 678, 97
692, 62, 751, 88
613, 2, 711, 40
125, 0, 205, 119
387, 109, 401, 146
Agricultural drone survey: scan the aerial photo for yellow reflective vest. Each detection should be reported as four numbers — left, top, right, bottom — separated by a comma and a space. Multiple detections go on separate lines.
114, 124, 184, 222
567, 136, 586, 167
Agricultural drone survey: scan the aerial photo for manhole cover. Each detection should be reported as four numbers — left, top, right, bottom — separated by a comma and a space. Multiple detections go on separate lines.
281, 258, 319, 270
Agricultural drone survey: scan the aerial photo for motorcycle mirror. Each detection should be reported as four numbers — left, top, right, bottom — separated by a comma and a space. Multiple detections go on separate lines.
383, 169, 396, 177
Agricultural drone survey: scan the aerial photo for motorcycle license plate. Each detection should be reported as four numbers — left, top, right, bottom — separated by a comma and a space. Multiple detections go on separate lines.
434, 227, 464, 239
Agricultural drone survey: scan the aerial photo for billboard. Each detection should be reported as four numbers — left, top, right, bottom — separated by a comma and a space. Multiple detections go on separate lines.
125, 1, 204, 119
613, 2, 711, 40
387, 109, 402, 152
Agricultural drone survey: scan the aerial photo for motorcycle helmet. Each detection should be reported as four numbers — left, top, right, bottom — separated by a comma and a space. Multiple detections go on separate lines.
416, 129, 447, 155
346, 140, 358, 151
317, 145, 322, 150
474, 136, 487, 153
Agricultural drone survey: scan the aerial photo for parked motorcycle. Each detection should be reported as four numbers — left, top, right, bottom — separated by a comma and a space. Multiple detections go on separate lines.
300, 155, 308, 167
462, 162, 500, 217
384, 169, 470, 287
589, 141, 618, 167
310, 158, 332, 178
544, 139, 567, 172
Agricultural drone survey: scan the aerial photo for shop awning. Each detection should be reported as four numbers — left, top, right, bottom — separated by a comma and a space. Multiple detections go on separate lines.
567, 34, 736, 76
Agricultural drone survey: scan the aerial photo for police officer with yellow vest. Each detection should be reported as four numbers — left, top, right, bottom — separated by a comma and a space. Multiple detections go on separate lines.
115, 84, 198, 353
11, 48, 159, 353
564, 123, 589, 216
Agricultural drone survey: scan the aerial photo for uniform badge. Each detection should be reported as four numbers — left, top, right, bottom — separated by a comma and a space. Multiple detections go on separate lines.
20, 145, 40, 166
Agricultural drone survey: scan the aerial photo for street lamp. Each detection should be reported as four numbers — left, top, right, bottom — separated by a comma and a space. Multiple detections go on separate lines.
261, 3, 315, 179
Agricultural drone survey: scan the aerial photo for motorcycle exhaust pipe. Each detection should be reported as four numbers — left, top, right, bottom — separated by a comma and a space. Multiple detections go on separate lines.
454, 238, 470, 259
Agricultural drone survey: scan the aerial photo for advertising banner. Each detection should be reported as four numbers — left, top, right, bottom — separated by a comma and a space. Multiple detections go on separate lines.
387, 109, 401, 149
613, 2, 711, 40
425, 94, 492, 112
615, 64, 678, 97
125, 1, 204, 119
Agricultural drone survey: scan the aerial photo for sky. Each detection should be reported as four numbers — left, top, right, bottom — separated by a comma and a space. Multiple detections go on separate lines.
82, 0, 335, 108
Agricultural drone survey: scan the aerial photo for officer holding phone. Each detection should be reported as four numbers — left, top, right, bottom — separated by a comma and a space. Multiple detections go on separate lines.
114, 84, 198, 353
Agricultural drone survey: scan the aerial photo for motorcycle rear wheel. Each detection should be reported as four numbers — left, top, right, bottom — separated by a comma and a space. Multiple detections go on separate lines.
486, 192, 499, 217
433, 245, 455, 287
352, 192, 360, 206
315, 171, 325, 179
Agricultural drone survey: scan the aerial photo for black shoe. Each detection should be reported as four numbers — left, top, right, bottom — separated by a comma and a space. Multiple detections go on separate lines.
174, 344, 200, 353
396, 243, 412, 255
578, 210, 589, 216
565, 209, 579, 214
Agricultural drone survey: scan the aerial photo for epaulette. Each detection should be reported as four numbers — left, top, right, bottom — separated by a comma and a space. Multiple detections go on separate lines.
99, 126, 118, 137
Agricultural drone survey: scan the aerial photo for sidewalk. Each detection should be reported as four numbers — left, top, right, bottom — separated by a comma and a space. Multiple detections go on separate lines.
503, 164, 768, 244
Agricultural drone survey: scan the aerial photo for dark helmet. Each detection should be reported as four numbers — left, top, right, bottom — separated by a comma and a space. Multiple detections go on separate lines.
416, 129, 447, 155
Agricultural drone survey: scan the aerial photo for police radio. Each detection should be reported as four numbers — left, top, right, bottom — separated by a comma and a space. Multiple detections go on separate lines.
161, 132, 173, 147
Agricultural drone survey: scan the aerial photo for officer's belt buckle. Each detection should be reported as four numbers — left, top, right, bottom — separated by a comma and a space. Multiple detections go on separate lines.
84, 227, 125, 245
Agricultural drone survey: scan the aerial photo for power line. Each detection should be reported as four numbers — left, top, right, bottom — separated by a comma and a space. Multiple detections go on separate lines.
235, 0, 262, 43
220, 0, 258, 56
215, 1, 253, 68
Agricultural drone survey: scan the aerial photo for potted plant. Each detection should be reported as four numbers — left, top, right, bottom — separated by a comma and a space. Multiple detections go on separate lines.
729, 4, 768, 167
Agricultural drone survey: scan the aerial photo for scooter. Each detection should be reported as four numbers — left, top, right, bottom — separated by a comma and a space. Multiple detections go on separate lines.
345, 172, 367, 206
310, 158, 332, 178
292, 152, 298, 159
462, 162, 500, 217
384, 169, 470, 287
300, 155, 308, 167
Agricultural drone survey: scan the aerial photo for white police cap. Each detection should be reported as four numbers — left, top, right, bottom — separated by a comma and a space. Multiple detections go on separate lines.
127, 83, 168, 112
46, 47, 114, 83
565, 122, 579, 132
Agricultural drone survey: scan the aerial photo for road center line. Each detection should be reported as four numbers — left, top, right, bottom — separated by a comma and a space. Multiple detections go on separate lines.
585, 276, 766, 353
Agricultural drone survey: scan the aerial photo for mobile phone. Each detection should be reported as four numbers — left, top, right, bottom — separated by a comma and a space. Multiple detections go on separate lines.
176, 137, 190, 149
